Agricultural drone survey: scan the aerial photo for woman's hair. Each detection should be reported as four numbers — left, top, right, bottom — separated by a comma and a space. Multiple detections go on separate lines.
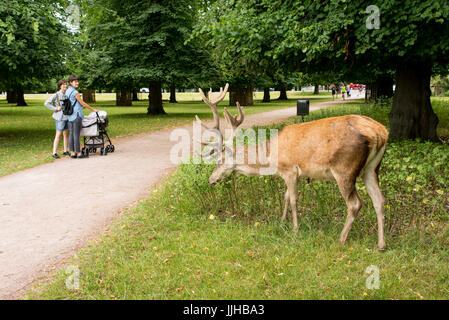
57, 79, 67, 88
68, 75, 79, 83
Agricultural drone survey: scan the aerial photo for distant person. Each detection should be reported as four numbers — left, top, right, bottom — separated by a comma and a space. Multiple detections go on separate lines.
341, 84, 346, 100
331, 86, 336, 100
66, 75, 99, 159
44, 79, 70, 159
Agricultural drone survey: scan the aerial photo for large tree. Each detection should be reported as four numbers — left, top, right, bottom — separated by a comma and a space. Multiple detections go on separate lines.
192, 0, 299, 106
81, 0, 205, 114
0, 0, 68, 106
268, 0, 449, 140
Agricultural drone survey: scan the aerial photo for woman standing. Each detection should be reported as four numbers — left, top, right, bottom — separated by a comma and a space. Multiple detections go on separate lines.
44, 79, 70, 159
66, 75, 99, 158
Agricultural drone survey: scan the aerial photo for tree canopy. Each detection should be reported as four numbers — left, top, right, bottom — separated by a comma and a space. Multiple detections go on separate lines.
0, 0, 69, 105
77, 0, 209, 113
1, 0, 449, 140
265, 0, 449, 139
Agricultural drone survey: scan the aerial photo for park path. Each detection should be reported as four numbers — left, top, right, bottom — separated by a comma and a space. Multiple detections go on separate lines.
0, 97, 357, 299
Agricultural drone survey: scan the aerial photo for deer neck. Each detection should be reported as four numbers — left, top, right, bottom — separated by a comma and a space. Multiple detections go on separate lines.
232, 139, 277, 176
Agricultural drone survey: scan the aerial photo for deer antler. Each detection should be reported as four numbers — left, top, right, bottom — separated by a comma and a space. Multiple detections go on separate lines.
197, 83, 229, 132
195, 84, 230, 158
223, 101, 245, 145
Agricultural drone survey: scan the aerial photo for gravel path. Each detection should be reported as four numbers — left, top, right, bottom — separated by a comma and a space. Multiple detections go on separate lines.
0, 97, 356, 299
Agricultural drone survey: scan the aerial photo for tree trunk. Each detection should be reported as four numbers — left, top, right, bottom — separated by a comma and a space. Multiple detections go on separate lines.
16, 88, 27, 106
377, 76, 394, 98
389, 62, 438, 141
82, 89, 96, 103
169, 83, 177, 103
365, 83, 373, 102
277, 87, 288, 100
116, 88, 132, 106
147, 81, 166, 114
262, 87, 271, 103
132, 90, 139, 101
366, 76, 394, 102
7, 90, 17, 104
313, 84, 320, 95
229, 88, 253, 106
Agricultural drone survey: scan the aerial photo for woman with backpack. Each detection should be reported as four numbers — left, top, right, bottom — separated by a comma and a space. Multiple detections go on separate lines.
44, 79, 70, 159
65, 75, 99, 159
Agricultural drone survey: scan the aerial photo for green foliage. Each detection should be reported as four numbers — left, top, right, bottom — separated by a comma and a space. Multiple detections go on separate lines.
433, 75, 449, 96
191, 0, 301, 88
78, 0, 209, 89
0, 0, 69, 90
265, 0, 449, 81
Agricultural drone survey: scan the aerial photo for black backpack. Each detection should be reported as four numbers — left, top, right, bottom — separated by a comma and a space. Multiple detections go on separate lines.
62, 91, 75, 115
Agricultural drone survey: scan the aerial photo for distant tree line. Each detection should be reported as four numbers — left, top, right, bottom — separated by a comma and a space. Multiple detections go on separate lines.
1, 0, 449, 140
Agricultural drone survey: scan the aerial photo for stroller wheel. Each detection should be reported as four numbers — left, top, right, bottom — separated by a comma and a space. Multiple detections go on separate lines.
110, 145, 115, 153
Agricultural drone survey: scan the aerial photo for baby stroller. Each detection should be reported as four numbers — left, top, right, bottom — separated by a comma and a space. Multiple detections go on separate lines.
80, 111, 115, 157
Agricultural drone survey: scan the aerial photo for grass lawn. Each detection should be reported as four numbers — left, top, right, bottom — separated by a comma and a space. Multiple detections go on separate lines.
0, 91, 331, 177
27, 98, 449, 300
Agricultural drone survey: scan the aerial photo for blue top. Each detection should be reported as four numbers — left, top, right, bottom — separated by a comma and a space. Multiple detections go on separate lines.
65, 86, 83, 121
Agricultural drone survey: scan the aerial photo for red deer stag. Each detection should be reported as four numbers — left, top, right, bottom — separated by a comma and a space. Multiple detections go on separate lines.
195, 84, 389, 251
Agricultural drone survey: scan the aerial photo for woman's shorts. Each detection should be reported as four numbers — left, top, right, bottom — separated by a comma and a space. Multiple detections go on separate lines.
55, 119, 69, 131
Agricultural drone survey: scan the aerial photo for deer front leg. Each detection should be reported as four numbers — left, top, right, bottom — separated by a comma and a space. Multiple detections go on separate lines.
281, 190, 289, 222
282, 173, 298, 231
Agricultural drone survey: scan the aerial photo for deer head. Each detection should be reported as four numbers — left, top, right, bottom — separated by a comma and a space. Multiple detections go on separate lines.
195, 83, 245, 184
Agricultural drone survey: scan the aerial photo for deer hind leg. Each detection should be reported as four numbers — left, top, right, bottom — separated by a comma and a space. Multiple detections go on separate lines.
334, 175, 362, 245
363, 169, 386, 251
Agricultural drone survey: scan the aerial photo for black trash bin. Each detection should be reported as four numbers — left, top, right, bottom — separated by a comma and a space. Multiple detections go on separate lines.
297, 99, 309, 116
